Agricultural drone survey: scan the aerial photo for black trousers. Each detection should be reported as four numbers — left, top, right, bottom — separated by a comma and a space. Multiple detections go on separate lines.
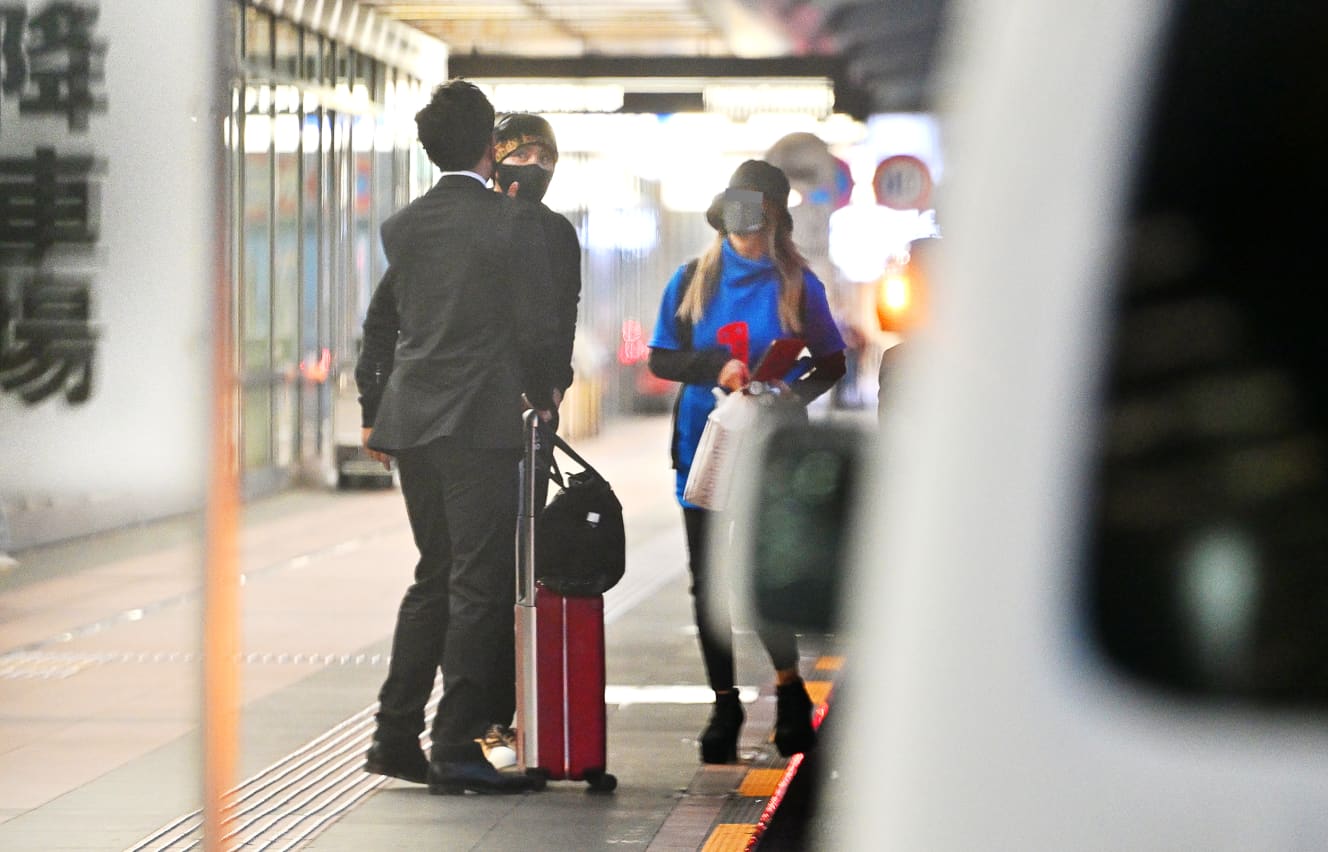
682, 507, 799, 693
374, 437, 521, 754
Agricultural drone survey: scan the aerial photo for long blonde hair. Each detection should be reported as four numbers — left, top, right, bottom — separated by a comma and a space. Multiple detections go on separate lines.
677, 200, 807, 334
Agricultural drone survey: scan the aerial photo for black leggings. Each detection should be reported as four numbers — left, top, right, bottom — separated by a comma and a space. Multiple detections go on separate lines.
683, 507, 799, 693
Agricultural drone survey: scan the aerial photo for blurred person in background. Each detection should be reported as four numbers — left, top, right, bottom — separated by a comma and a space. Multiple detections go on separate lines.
834, 322, 868, 409
647, 159, 847, 764
877, 236, 938, 422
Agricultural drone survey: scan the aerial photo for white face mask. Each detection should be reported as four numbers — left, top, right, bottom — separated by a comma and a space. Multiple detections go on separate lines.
721, 188, 766, 234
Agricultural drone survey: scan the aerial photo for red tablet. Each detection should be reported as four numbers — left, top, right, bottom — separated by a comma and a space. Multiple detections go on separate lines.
751, 338, 807, 382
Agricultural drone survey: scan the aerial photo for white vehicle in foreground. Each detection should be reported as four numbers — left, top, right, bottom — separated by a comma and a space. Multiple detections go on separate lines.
724, 1, 1328, 849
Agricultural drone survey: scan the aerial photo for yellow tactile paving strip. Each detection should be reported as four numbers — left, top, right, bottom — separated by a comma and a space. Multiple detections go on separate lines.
737, 768, 786, 798
698, 665, 841, 851
700, 822, 758, 851
804, 679, 832, 707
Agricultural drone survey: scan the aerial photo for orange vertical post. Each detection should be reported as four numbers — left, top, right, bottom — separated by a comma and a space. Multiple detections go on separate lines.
203, 2, 239, 847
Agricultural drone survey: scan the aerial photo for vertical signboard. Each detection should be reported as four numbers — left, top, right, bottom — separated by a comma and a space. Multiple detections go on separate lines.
0, 0, 229, 837
0, 1, 220, 549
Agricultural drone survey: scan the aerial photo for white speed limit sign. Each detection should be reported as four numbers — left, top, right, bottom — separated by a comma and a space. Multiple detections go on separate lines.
873, 155, 933, 210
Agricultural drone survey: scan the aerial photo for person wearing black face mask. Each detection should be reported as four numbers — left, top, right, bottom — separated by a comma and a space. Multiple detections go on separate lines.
493, 113, 583, 510
354, 80, 560, 795
493, 113, 558, 203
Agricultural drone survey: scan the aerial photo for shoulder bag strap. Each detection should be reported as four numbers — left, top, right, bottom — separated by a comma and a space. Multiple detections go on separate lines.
551, 433, 604, 482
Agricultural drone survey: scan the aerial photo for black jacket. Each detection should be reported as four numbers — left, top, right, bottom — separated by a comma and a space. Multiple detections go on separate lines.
540, 205, 582, 392
355, 175, 561, 451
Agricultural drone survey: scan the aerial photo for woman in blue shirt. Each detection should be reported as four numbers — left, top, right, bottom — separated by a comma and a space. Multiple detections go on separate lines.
648, 160, 846, 764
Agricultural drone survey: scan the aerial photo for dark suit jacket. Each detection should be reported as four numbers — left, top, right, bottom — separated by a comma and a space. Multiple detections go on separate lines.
356, 175, 560, 452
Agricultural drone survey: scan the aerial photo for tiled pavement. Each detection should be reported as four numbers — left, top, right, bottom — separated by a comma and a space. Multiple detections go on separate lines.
0, 413, 842, 850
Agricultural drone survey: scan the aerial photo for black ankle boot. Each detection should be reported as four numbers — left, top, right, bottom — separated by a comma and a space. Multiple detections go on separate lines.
773, 679, 816, 757
699, 691, 744, 764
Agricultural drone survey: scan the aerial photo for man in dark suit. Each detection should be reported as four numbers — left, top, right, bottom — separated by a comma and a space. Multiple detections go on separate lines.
354, 80, 561, 795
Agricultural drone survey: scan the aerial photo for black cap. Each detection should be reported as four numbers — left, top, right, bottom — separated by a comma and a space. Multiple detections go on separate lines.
706, 159, 793, 232
728, 159, 790, 208
493, 113, 558, 163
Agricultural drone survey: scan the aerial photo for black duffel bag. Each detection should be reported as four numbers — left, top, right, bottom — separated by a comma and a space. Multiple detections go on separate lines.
535, 435, 626, 597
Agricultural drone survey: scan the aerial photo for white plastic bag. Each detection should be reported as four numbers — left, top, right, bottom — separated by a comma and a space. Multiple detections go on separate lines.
683, 388, 759, 510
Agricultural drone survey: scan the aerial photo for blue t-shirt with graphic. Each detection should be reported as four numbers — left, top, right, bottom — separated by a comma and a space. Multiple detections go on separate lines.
650, 239, 846, 506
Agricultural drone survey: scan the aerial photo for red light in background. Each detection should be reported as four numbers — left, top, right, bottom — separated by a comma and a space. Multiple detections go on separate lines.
876, 260, 928, 334
618, 319, 649, 365
299, 348, 331, 383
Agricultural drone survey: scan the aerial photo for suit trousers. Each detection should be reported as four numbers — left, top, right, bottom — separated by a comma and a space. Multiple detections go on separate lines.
374, 437, 521, 752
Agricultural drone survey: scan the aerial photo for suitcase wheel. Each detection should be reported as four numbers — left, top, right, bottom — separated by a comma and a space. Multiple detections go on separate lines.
584, 769, 617, 794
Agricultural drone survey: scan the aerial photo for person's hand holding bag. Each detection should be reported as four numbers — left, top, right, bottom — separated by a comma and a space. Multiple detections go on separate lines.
717, 359, 750, 391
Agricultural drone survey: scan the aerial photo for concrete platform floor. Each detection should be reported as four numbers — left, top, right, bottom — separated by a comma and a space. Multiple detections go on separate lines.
0, 414, 842, 851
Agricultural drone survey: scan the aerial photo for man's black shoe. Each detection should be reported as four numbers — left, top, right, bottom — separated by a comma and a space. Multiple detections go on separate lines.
427, 759, 543, 795
364, 740, 428, 784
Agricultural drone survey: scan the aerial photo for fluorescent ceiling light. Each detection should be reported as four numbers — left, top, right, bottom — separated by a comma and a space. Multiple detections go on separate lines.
475, 77, 836, 118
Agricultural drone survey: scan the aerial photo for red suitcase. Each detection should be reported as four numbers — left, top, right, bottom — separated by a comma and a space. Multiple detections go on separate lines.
515, 411, 617, 792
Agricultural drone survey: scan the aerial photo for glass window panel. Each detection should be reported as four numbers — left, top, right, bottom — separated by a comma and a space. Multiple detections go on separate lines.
352, 52, 374, 106
243, 6, 272, 71
229, 0, 242, 63
241, 118, 273, 377
353, 50, 367, 90
328, 112, 355, 349
329, 112, 364, 454
242, 382, 273, 470
274, 19, 299, 80
273, 380, 295, 468
303, 31, 322, 84
352, 137, 374, 326
301, 112, 323, 360
372, 59, 387, 105
300, 110, 328, 462
241, 95, 274, 471
273, 151, 300, 360
274, 127, 301, 469
373, 113, 395, 284
274, 138, 300, 368
321, 38, 335, 88
336, 47, 353, 90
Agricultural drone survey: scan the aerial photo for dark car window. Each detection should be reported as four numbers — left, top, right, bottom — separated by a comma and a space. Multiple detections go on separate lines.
1089, 0, 1328, 706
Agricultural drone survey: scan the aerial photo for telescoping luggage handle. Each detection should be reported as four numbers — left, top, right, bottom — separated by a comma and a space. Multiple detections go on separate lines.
518, 413, 606, 609
515, 410, 542, 771
515, 411, 618, 790
517, 410, 541, 608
